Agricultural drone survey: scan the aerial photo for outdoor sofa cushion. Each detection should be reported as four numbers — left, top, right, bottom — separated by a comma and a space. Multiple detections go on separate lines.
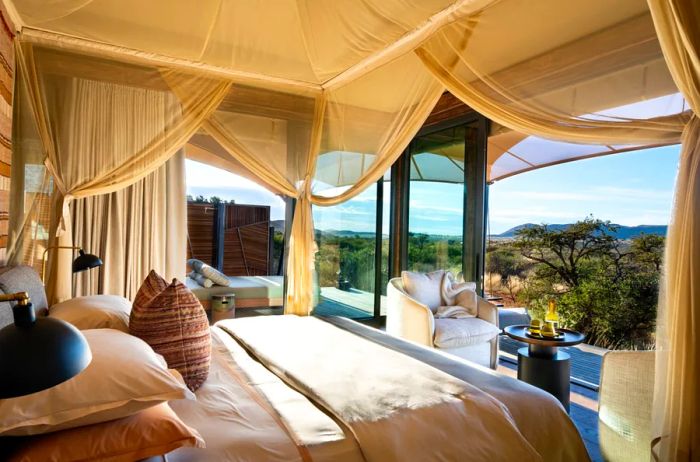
187, 259, 229, 286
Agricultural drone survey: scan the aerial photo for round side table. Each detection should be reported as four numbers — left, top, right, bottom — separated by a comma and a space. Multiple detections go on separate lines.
503, 324, 585, 412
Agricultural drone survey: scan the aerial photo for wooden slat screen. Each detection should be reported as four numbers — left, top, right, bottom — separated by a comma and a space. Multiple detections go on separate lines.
186, 202, 270, 276
186, 203, 217, 266
222, 204, 270, 276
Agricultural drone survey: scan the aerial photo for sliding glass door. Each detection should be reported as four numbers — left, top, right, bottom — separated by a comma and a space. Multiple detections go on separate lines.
311, 115, 488, 320
407, 125, 467, 275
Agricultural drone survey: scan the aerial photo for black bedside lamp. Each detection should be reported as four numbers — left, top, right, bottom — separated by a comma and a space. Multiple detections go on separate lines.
72, 249, 103, 273
41, 246, 103, 283
0, 292, 92, 399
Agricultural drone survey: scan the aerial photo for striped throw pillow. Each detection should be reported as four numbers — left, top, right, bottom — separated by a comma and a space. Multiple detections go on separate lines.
133, 270, 168, 308
130, 271, 211, 391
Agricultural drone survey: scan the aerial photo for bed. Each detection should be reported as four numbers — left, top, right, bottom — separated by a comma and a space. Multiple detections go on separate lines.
168, 315, 591, 462
185, 276, 284, 309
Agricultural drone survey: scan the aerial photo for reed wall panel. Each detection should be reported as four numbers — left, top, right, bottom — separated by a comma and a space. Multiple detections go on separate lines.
0, 6, 12, 263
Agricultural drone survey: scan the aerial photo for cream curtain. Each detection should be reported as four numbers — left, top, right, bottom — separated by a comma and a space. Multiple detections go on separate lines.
199, 52, 443, 314
71, 151, 186, 300
647, 1, 700, 460
415, 0, 688, 147
13, 41, 229, 302
2, 0, 694, 325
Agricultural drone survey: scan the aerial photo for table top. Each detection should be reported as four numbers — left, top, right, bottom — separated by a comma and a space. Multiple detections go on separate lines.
503, 324, 585, 347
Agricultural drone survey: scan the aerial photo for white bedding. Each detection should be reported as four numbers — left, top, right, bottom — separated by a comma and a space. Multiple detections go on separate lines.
168, 326, 363, 462
170, 316, 590, 462
219, 316, 542, 462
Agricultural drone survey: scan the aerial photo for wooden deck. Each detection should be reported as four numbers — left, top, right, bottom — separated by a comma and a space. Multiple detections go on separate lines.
315, 287, 386, 318
499, 336, 605, 461
500, 335, 604, 388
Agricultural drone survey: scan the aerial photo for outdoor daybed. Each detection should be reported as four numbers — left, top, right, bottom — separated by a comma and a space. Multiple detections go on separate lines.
185, 275, 284, 309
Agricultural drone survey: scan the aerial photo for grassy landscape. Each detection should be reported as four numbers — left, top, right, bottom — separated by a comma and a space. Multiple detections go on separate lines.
314, 217, 663, 350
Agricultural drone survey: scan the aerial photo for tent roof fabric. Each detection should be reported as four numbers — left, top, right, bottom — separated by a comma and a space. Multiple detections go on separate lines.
3, 0, 685, 183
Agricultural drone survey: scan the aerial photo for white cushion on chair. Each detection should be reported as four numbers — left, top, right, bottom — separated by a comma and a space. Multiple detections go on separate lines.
433, 317, 500, 349
401, 270, 444, 312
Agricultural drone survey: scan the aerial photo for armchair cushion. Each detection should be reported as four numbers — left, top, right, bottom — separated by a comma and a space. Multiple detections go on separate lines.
433, 317, 500, 349
401, 270, 444, 312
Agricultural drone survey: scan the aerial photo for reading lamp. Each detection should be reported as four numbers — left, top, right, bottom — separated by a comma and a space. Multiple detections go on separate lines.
41, 246, 103, 283
0, 292, 92, 398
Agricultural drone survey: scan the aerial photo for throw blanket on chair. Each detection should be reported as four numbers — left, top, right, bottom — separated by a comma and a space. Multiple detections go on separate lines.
218, 315, 542, 462
435, 272, 478, 318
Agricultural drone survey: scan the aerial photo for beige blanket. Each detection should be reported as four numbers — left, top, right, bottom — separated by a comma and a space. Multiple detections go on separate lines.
218, 315, 542, 462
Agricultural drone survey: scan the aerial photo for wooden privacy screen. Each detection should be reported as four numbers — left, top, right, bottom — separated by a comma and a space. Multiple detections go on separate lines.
223, 205, 270, 276
0, 7, 13, 263
186, 202, 271, 276
186, 202, 217, 266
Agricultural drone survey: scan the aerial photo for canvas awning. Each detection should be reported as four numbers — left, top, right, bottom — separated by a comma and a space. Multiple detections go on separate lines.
3, 0, 689, 185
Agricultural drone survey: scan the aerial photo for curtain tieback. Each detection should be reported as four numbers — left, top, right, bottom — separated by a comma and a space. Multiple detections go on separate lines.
56, 193, 74, 237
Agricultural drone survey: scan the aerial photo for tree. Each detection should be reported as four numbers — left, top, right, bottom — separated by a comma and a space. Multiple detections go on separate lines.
513, 217, 618, 288
485, 242, 532, 300
629, 233, 665, 271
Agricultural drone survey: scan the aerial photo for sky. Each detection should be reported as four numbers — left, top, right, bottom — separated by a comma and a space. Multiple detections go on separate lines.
186, 143, 682, 235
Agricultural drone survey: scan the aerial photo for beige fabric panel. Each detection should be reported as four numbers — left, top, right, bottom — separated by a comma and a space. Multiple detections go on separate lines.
648, 2, 700, 457
71, 151, 187, 300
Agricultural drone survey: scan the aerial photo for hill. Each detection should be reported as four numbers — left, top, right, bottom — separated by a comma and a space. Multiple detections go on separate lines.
494, 223, 667, 239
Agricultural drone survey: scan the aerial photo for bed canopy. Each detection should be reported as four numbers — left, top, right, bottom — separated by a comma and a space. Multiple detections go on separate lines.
2, 0, 698, 457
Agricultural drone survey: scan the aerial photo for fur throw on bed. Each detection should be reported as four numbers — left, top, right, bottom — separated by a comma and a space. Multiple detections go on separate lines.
435, 272, 478, 319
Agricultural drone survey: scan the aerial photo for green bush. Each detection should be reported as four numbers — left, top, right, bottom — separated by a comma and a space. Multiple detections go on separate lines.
487, 219, 663, 350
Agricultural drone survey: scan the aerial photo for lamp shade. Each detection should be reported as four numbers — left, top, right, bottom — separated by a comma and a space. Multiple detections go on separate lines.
72, 250, 103, 273
0, 303, 92, 399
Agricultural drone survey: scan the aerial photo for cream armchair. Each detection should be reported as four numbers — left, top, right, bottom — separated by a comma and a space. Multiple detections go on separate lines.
386, 277, 500, 369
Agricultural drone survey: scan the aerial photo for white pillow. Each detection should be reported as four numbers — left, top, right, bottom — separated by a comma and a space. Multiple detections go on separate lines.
50, 295, 132, 332
0, 329, 194, 436
401, 270, 445, 312
188, 259, 229, 286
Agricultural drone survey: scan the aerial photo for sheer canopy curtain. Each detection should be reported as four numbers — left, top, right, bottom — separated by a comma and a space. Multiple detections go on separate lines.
12, 41, 229, 302
200, 52, 443, 315
648, 0, 700, 459
71, 151, 186, 300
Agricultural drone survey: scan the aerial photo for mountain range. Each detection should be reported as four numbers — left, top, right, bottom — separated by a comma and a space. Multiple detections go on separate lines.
493, 223, 667, 239
271, 220, 667, 240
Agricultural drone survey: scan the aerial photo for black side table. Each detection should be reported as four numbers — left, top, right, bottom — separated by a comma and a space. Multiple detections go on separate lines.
503, 325, 585, 412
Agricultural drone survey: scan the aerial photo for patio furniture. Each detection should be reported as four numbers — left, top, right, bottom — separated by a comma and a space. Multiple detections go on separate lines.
498, 307, 531, 329
598, 350, 655, 462
386, 275, 500, 369
503, 325, 585, 412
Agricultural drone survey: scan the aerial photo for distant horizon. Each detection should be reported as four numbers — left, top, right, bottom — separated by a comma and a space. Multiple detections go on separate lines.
186, 144, 681, 235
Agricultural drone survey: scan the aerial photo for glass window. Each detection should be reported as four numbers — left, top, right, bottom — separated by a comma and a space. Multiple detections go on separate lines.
379, 171, 391, 315
313, 184, 378, 318
407, 126, 466, 275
